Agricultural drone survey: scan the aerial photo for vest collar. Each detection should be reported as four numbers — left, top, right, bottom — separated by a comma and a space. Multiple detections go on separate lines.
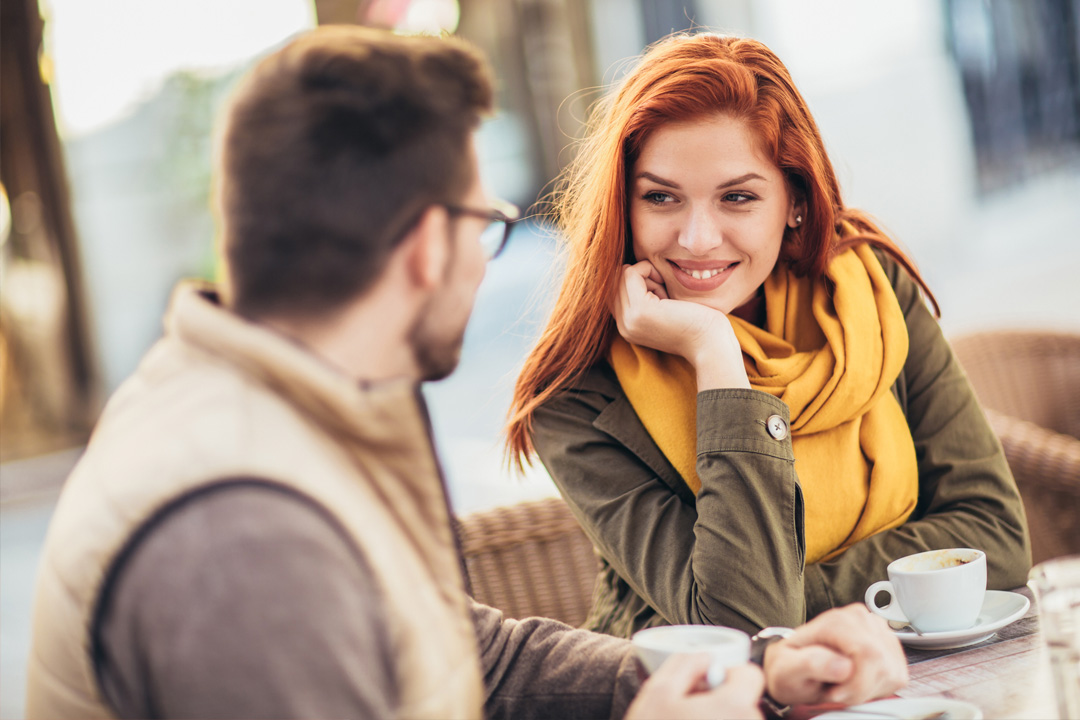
165, 281, 427, 452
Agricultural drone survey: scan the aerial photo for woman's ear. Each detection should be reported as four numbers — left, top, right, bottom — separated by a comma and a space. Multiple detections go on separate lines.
402, 205, 450, 290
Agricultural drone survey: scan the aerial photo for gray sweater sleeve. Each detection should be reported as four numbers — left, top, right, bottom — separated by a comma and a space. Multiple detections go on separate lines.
95, 481, 642, 720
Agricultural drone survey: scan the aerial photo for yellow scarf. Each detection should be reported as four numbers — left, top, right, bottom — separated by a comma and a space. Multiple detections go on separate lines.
609, 244, 918, 563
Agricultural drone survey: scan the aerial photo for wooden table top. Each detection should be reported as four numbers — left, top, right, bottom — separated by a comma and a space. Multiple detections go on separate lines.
895, 586, 1058, 719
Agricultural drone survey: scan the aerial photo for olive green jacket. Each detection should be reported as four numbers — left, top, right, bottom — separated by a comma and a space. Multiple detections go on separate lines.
531, 256, 1032, 637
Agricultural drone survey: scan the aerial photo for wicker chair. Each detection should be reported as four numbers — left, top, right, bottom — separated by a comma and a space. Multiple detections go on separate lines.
457, 496, 600, 627
950, 329, 1080, 564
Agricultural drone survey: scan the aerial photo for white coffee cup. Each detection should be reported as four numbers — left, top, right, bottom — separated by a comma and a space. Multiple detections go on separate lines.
631, 625, 750, 687
864, 548, 987, 633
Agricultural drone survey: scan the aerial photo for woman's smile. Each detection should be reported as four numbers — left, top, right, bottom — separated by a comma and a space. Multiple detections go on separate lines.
667, 259, 740, 290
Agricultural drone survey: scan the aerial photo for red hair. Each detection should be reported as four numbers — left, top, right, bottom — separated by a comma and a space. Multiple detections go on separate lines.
506, 32, 938, 468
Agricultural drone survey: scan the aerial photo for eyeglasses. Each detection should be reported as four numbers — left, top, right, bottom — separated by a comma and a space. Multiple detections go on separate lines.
444, 197, 521, 260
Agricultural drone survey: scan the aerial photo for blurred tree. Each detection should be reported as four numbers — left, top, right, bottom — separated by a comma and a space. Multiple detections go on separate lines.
0, 0, 97, 462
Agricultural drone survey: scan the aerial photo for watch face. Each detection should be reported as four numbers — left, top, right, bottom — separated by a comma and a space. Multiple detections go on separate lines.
750, 627, 794, 667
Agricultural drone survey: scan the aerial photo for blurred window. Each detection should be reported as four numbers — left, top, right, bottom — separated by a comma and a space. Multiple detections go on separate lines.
41, 0, 316, 393
640, 0, 700, 45
946, 0, 1080, 194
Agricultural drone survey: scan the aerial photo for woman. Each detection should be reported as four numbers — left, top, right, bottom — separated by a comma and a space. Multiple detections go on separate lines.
506, 32, 1031, 637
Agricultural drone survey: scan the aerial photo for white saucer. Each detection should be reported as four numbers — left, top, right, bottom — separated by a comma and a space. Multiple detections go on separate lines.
891, 590, 1030, 649
815, 697, 983, 719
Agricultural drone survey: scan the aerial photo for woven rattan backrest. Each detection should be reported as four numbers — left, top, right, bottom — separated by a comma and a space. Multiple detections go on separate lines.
950, 330, 1080, 439
457, 496, 600, 627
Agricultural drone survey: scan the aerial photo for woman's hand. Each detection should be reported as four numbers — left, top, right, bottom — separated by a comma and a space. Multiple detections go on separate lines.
612, 261, 750, 390
626, 653, 764, 720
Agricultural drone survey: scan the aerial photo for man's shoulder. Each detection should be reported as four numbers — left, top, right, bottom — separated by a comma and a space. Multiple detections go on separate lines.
101, 334, 306, 441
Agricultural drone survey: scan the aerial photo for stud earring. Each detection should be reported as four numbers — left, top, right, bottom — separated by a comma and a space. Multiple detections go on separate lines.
794, 215, 803, 226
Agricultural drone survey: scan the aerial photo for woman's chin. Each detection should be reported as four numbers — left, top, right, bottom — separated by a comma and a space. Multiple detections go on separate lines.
669, 291, 734, 315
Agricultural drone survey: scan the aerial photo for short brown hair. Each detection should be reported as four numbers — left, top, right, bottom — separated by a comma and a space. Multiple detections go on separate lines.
217, 26, 494, 319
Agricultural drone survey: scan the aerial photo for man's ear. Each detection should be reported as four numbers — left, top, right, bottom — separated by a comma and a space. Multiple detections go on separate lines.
401, 205, 450, 290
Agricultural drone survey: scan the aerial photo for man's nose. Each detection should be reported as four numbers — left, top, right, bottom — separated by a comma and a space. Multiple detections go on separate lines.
678, 205, 723, 256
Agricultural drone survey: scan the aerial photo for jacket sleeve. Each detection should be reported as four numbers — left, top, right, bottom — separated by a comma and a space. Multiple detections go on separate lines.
532, 380, 807, 634
802, 258, 1032, 615
471, 599, 640, 720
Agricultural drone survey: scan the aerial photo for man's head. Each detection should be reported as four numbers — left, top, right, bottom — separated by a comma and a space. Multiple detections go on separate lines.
216, 25, 495, 323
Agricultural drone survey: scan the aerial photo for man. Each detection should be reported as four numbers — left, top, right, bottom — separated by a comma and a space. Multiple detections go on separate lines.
25, 26, 906, 719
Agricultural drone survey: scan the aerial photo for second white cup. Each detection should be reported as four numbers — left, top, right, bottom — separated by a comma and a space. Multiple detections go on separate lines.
631, 625, 750, 688
864, 548, 987, 633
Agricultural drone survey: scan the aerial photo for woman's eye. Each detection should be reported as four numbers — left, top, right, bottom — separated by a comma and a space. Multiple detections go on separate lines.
642, 191, 674, 204
725, 192, 756, 203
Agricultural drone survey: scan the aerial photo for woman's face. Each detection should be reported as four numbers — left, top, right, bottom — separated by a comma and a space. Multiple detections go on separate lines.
628, 113, 799, 314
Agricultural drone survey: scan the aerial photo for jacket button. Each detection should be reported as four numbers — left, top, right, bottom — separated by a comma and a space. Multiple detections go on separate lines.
766, 414, 789, 440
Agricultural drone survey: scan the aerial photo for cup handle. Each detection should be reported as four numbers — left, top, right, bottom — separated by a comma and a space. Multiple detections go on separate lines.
864, 580, 908, 624
705, 660, 726, 689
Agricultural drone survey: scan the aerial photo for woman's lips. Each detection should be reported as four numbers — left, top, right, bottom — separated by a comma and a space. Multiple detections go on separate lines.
668, 259, 738, 292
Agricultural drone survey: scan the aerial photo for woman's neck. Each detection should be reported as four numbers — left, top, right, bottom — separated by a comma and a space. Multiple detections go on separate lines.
730, 287, 765, 327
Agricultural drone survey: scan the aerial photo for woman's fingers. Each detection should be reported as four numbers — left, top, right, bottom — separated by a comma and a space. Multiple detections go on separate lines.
644, 259, 667, 288
643, 277, 668, 299
613, 262, 663, 337
626, 261, 665, 300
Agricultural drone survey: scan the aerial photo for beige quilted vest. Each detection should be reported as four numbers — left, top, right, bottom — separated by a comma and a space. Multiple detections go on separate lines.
25, 282, 483, 719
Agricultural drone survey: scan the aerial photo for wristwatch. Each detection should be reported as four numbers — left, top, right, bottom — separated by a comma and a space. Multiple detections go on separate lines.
751, 627, 796, 718
750, 626, 796, 666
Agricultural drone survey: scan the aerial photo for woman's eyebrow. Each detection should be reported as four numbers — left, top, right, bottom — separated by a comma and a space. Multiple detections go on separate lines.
716, 172, 766, 189
634, 171, 767, 190
635, 171, 679, 188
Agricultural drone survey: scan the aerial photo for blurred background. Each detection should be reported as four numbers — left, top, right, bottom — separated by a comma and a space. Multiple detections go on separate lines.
1, 0, 1078, 716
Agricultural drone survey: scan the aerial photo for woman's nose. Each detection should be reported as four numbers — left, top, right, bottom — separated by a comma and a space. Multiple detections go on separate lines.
678, 205, 723, 256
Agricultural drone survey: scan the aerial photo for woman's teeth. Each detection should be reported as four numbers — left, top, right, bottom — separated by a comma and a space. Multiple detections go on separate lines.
680, 264, 731, 279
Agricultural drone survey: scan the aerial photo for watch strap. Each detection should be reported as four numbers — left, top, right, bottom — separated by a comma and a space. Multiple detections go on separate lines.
750, 626, 795, 666
751, 627, 796, 718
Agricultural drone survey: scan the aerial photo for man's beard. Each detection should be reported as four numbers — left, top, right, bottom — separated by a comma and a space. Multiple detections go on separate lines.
407, 291, 466, 382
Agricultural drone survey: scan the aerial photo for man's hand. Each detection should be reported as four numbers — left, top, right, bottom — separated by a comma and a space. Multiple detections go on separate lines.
764, 604, 908, 707
626, 653, 765, 720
